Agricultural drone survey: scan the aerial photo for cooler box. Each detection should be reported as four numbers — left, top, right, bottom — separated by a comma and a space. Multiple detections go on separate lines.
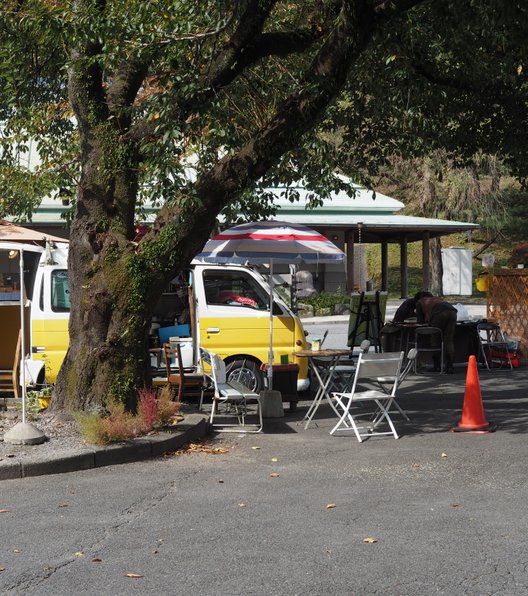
159, 324, 190, 344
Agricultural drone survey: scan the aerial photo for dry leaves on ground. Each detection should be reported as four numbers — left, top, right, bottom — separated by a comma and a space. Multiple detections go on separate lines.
172, 441, 229, 455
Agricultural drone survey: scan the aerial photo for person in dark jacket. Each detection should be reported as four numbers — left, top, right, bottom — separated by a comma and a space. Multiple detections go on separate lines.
392, 291, 432, 323
415, 293, 457, 373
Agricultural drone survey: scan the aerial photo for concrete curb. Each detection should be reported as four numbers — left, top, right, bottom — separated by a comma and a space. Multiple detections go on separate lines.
0, 413, 209, 481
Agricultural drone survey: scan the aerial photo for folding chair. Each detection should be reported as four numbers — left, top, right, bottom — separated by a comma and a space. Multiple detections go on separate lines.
330, 351, 404, 442
414, 327, 443, 374
163, 343, 207, 404
200, 348, 262, 433
329, 339, 371, 393
477, 322, 513, 370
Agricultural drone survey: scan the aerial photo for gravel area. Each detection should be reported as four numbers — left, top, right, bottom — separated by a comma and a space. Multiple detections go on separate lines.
0, 407, 86, 461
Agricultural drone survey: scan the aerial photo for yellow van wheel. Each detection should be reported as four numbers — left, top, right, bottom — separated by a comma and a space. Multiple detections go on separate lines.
226, 359, 264, 393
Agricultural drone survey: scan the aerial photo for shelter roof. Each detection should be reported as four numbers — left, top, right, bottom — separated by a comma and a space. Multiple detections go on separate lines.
0, 220, 67, 244
261, 182, 478, 243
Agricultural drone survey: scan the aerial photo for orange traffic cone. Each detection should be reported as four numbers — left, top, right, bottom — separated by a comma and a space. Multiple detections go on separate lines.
451, 355, 495, 433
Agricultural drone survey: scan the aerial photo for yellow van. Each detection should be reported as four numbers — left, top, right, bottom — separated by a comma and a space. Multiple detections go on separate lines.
1, 242, 309, 395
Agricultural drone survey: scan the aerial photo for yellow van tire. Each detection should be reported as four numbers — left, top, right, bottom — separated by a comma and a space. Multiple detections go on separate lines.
226, 359, 265, 393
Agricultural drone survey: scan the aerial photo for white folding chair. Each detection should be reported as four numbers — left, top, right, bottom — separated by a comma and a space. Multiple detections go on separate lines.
330, 351, 404, 442
326, 339, 371, 394
375, 348, 417, 421
200, 348, 262, 433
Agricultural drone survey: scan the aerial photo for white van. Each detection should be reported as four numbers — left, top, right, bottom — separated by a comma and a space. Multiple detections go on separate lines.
1, 242, 309, 395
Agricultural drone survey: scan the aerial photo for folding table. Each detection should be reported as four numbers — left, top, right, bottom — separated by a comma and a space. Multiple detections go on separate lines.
294, 348, 352, 429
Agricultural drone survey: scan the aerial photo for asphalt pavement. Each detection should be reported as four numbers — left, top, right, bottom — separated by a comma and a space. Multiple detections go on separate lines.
1, 364, 527, 595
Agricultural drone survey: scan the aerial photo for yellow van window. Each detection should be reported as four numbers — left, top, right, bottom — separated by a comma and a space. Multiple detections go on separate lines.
203, 270, 268, 310
51, 270, 71, 312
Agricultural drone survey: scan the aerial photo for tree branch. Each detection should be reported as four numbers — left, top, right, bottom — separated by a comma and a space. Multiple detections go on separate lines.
123, 1, 323, 144
106, 59, 151, 126
194, 0, 428, 211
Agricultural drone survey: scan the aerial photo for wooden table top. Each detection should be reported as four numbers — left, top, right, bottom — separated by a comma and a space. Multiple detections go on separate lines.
294, 348, 352, 358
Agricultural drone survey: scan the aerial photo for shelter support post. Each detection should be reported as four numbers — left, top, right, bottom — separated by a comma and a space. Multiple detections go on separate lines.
400, 238, 408, 298
381, 241, 389, 292
346, 230, 355, 294
422, 232, 430, 291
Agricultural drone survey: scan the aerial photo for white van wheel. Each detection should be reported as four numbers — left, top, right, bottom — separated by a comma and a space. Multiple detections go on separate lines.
226, 359, 264, 393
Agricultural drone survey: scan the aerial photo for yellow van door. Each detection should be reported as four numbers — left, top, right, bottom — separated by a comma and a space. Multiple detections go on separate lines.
31, 268, 70, 384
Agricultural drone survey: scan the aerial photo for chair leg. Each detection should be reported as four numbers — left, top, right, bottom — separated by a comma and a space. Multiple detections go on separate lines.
373, 399, 399, 439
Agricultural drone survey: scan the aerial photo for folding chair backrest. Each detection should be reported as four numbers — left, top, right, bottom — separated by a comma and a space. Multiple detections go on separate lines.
354, 351, 404, 395
199, 348, 226, 396
210, 352, 227, 385
477, 322, 504, 341
360, 339, 371, 353
320, 329, 329, 348
399, 348, 417, 384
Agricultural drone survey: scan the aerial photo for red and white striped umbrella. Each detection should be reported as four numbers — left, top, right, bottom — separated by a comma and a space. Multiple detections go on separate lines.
196, 221, 344, 390
195, 220, 344, 265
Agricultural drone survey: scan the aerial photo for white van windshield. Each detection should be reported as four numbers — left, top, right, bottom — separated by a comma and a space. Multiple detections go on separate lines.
203, 270, 268, 310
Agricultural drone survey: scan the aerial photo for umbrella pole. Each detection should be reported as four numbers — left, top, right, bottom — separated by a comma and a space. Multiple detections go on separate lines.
268, 259, 274, 391
19, 251, 26, 424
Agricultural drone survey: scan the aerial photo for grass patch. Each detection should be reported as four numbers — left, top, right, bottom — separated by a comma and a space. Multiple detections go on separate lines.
74, 385, 180, 446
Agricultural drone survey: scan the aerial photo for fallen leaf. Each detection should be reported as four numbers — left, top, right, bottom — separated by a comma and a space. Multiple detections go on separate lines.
412, 463, 421, 469
0, 509, 10, 513
74, 551, 84, 557
218, 479, 224, 483
441, 452, 448, 458
125, 573, 143, 579
58, 503, 69, 508
239, 502, 247, 508
251, 446, 261, 450
451, 503, 461, 508
153, 550, 159, 554
6, 454, 15, 458
363, 537, 378, 544
326, 503, 336, 509
271, 457, 278, 462
169, 414, 185, 424
0, 566, 5, 572
91, 557, 102, 563
270, 473, 280, 478
13, 549, 20, 553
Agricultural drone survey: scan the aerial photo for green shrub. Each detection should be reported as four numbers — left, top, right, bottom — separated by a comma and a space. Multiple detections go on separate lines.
75, 386, 180, 446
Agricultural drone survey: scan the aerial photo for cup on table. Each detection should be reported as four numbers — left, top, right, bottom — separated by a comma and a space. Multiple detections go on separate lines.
311, 338, 321, 351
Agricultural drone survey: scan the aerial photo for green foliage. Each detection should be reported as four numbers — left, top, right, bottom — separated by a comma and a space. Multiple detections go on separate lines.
15, 387, 53, 418
302, 288, 348, 315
